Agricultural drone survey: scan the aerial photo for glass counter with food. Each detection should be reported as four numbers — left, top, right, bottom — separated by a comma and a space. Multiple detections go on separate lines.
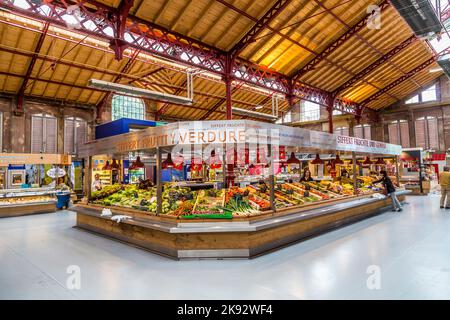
74, 120, 406, 259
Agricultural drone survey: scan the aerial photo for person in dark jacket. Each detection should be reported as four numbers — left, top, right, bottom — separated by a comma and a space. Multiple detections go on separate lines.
374, 170, 402, 212
300, 168, 314, 182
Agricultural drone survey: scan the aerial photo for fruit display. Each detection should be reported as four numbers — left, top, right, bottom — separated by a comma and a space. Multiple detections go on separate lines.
192, 189, 225, 215
96, 184, 198, 215
91, 184, 122, 200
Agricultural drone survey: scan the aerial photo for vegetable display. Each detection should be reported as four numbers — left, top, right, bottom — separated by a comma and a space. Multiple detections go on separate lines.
93, 173, 380, 218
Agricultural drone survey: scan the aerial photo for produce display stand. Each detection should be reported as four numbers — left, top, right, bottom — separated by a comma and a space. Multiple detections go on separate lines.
0, 153, 72, 218
75, 120, 405, 259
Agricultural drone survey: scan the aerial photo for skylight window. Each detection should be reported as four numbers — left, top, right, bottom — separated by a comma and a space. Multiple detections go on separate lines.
406, 95, 419, 104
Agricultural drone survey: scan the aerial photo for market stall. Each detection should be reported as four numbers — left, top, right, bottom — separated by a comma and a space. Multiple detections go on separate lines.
399, 148, 429, 195
0, 153, 72, 217
74, 120, 406, 259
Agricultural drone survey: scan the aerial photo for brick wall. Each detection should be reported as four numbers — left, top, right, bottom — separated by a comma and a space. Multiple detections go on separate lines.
0, 96, 94, 153
379, 75, 450, 152
0, 95, 159, 154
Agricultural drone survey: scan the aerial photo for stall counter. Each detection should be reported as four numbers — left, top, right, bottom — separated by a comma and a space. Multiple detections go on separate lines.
74, 190, 410, 259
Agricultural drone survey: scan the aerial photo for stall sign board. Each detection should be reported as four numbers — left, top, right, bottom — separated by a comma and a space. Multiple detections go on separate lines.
336, 135, 401, 156
78, 120, 401, 157
0, 153, 72, 166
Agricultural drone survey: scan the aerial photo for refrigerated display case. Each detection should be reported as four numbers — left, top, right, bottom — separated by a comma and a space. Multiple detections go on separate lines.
0, 153, 72, 217
75, 120, 406, 259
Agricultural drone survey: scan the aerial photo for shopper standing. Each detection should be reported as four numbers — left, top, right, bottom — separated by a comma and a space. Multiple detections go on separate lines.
374, 170, 402, 212
92, 174, 103, 191
439, 166, 450, 209
300, 168, 314, 182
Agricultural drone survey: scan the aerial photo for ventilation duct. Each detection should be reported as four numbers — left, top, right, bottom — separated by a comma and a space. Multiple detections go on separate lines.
437, 55, 450, 79
390, 0, 442, 37
88, 79, 193, 105
231, 107, 278, 121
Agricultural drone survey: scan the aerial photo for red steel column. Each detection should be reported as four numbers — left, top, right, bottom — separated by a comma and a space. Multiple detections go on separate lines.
225, 54, 233, 120
327, 95, 335, 133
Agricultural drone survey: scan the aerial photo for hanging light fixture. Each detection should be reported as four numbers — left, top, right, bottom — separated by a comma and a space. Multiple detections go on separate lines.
362, 156, 372, 165
135, 156, 145, 168
111, 159, 120, 169
334, 155, 344, 165
162, 153, 175, 169
311, 154, 324, 165
279, 146, 286, 161
286, 152, 300, 164
102, 160, 112, 170
209, 150, 222, 169
256, 147, 268, 164
326, 160, 334, 171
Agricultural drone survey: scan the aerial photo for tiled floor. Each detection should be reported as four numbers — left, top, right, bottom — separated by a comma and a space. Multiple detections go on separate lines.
1, 194, 450, 299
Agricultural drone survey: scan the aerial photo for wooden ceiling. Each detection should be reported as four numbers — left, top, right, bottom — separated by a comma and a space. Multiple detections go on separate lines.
0, 0, 444, 121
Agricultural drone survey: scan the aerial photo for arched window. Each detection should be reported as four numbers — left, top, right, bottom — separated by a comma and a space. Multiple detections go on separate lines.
354, 124, 371, 140
31, 113, 57, 153
388, 120, 409, 148
335, 127, 349, 136
64, 117, 87, 154
415, 116, 439, 150
111, 95, 145, 121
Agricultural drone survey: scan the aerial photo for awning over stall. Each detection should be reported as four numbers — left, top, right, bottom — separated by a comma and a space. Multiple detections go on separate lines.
78, 121, 402, 158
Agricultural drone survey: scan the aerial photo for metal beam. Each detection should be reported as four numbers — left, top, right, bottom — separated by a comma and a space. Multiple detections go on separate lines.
200, 83, 245, 120
360, 57, 436, 107
291, 0, 390, 82
0, 0, 362, 115
124, 67, 165, 84
312, 0, 422, 91
332, 35, 417, 96
1, 70, 105, 93
229, 0, 292, 57
16, 21, 50, 112
109, 0, 134, 60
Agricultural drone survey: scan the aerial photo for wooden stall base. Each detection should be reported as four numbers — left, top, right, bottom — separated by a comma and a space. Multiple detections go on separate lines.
0, 202, 57, 218
74, 192, 408, 260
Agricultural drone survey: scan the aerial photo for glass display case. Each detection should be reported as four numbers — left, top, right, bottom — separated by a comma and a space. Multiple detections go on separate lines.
0, 153, 72, 217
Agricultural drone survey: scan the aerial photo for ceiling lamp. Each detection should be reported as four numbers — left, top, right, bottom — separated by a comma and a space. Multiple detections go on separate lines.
209, 150, 222, 169
333, 155, 344, 165
111, 159, 120, 169
256, 147, 268, 164
286, 152, 300, 164
311, 154, 324, 165
390, 0, 442, 38
362, 157, 373, 165
102, 160, 111, 170
88, 79, 193, 106
326, 160, 334, 169
162, 153, 175, 169
231, 106, 278, 121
